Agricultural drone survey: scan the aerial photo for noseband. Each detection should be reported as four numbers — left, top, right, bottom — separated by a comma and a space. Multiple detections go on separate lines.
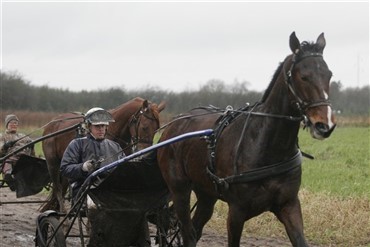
283, 52, 332, 113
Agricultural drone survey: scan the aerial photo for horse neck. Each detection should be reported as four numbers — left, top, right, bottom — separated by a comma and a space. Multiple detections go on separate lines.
257, 72, 302, 153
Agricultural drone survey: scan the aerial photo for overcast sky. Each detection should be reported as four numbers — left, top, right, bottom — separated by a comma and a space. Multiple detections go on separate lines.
1, 1, 369, 93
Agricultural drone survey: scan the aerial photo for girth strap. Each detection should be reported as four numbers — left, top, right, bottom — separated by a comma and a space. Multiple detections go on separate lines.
206, 151, 302, 194
224, 151, 302, 184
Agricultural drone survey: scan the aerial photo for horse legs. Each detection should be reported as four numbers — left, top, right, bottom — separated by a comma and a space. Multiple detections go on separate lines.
171, 187, 197, 247
49, 160, 67, 213
41, 158, 67, 213
273, 197, 308, 247
58, 177, 69, 213
227, 204, 246, 247
191, 192, 217, 241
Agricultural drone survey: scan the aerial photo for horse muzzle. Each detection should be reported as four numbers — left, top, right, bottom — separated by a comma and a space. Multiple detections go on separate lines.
310, 122, 336, 139
303, 103, 336, 140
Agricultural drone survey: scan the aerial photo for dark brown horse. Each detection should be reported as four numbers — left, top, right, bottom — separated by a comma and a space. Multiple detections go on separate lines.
157, 32, 336, 247
41, 97, 165, 212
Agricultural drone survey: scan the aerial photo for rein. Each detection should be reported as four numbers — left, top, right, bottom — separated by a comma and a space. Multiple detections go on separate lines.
0, 115, 85, 165
0, 122, 83, 163
158, 108, 222, 132
8, 115, 85, 145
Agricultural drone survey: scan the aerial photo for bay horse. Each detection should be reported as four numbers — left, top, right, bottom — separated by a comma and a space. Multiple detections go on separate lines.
157, 32, 336, 247
41, 97, 165, 212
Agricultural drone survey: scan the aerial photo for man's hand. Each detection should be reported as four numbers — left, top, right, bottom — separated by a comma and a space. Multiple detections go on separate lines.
82, 160, 97, 173
2, 140, 17, 151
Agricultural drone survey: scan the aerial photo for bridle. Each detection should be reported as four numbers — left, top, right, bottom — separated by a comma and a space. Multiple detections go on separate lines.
283, 52, 332, 118
129, 106, 159, 151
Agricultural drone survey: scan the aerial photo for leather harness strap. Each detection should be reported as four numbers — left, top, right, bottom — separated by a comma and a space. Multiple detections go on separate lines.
206, 151, 302, 197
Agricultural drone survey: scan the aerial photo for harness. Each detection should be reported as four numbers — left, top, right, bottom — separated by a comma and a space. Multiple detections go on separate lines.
204, 105, 303, 196
204, 51, 326, 197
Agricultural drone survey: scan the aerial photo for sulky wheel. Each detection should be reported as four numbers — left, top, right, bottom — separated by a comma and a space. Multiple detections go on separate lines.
36, 216, 66, 247
150, 203, 183, 247
164, 204, 183, 247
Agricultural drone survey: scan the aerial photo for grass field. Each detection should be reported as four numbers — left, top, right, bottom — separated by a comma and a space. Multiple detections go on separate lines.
300, 127, 369, 198
5, 119, 370, 246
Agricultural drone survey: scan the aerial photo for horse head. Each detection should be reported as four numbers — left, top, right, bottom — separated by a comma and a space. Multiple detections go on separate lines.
128, 99, 166, 152
283, 32, 336, 140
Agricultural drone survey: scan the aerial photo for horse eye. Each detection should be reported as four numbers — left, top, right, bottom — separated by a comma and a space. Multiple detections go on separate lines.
301, 76, 309, 82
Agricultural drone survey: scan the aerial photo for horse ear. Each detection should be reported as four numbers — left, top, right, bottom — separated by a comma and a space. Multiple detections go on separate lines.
141, 100, 149, 112
142, 100, 149, 111
316, 32, 326, 53
157, 101, 166, 113
289, 31, 301, 54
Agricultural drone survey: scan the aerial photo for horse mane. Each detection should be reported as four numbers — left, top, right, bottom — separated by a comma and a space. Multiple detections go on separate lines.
261, 60, 285, 103
261, 40, 322, 103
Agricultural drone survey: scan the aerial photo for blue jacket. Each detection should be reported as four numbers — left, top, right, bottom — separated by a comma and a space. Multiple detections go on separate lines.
60, 133, 125, 194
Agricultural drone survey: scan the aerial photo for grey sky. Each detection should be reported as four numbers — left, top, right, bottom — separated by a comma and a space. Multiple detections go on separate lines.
1, 1, 369, 93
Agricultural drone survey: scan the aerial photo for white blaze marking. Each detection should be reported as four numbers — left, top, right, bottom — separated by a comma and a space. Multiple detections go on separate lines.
326, 106, 335, 128
324, 91, 329, 100
324, 91, 335, 128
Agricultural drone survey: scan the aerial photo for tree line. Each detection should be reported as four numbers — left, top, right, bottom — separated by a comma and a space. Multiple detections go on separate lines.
1, 71, 369, 116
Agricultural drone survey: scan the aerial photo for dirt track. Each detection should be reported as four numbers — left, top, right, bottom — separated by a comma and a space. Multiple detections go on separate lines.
1, 188, 306, 247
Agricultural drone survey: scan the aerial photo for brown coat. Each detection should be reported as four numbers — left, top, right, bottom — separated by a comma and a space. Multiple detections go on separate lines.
0, 130, 34, 161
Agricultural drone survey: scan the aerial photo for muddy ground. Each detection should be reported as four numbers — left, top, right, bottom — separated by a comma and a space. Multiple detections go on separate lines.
1, 188, 312, 246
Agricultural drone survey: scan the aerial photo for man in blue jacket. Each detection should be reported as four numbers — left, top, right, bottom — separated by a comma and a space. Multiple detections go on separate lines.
60, 107, 125, 200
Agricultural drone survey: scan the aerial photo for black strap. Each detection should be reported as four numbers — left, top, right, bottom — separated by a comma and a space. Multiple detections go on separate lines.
225, 151, 302, 184
206, 151, 302, 186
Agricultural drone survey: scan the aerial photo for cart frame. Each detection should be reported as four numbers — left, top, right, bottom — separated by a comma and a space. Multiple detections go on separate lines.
35, 129, 214, 247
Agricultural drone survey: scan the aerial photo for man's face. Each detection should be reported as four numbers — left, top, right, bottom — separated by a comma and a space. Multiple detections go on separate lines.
90, 124, 107, 140
7, 120, 19, 133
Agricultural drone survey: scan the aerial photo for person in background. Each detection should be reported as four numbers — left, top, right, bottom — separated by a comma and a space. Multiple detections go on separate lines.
60, 107, 125, 200
0, 114, 35, 191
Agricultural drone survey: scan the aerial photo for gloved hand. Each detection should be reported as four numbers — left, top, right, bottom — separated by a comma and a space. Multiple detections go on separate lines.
2, 140, 17, 151
82, 160, 97, 173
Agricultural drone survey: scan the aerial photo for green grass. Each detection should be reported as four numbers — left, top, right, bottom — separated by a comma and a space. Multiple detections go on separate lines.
299, 127, 369, 198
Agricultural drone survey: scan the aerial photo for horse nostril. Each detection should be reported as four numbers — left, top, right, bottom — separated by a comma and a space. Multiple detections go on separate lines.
315, 122, 328, 132
314, 122, 336, 138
